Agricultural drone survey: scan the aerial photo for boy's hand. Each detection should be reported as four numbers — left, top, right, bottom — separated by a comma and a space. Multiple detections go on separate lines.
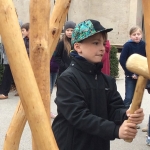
126, 108, 144, 124
119, 120, 137, 139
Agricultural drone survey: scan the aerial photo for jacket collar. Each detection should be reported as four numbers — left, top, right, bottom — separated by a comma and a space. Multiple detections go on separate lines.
70, 57, 103, 75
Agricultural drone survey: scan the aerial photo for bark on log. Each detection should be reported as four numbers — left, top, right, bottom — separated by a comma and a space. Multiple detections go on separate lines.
0, 1, 58, 150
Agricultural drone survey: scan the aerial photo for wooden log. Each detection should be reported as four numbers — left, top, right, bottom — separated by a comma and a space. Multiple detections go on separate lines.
3, 101, 26, 150
124, 0, 150, 142
3, 0, 72, 149
29, 0, 54, 149
126, 54, 150, 79
0, 1, 58, 150
124, 76, 147, 142
143, 0, 150, 71
49, 0, 72, 57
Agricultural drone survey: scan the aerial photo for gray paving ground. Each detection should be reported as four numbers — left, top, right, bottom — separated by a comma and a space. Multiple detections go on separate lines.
0, 65, 150, 150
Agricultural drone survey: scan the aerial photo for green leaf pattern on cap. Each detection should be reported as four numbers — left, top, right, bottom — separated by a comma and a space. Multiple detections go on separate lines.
71, 20, 97, 45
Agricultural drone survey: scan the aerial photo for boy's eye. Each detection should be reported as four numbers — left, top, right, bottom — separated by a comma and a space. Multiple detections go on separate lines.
93, 42, 98, 45
103, 43, 106, 46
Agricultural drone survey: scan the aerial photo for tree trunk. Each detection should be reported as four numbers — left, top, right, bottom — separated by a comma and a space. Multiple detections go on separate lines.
2, 0, 72, 149
0, 0, 58, 150
29, 0, 52, 149
142, 0, 150, 70
3, 101, 26, 150
49, 0, 72, 57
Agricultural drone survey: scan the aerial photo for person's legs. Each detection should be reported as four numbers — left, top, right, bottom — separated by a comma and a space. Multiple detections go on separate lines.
50, 72, 58, 119
123, 77, 137, 108
146, 115, 150, 146
50, 72, 58, 94
0, 64, 13, 97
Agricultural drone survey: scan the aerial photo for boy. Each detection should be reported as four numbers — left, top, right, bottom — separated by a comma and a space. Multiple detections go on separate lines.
52, 19, 144, 150
21, 23, 30, 55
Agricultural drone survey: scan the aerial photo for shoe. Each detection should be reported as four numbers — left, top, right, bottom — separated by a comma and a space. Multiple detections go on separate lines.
0, 94, 8, 99
14, 92, 19, 96
136, 125, 140, 129
146, 138, 150, 146
142, 127, 148, 132
51, 112, 56, 119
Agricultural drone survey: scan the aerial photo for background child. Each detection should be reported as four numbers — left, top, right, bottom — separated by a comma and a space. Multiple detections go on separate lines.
119, 26, 146, 108
21, 23, 30, 56
13, 23, 30, 97
54, 21, 76, 76
52, 19, 144, 150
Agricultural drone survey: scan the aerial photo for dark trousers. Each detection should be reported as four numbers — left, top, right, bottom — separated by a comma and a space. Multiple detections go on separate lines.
123, 77, 137, 108
0, 64, 13, 96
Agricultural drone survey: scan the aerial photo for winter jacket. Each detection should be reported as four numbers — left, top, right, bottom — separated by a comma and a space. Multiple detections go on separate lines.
0, 44, 8, 64
23, 36, 29, 56
50, 50, 59, 73
101, 40, 111, 75
52, 57, 127, 150
119, 40, 146, 76
54, 39, 72, 75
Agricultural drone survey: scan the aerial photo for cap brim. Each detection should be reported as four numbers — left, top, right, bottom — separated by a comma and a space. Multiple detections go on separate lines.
100, 28, 113, 33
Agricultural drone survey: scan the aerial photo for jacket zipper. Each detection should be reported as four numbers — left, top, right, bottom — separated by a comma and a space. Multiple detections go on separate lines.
95, 74, 97, 80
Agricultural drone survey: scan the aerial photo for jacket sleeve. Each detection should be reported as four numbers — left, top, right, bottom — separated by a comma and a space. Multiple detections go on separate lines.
54, 40, 64, 67
119, 43, 133, 76
107, 78, 128, 124
55, 74, 127, 140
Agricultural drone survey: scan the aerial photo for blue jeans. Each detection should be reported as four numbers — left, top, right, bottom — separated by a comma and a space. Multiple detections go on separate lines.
123, 77, 137, 108
50, 72, 58, 93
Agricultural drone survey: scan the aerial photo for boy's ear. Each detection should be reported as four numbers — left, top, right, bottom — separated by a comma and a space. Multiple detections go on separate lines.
74, 43, 82, 53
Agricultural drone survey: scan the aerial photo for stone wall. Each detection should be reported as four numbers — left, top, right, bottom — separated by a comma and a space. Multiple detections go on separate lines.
12, 0, 143, 46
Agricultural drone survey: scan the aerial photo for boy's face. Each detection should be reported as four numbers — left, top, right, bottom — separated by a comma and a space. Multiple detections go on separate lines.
130, 29, 142, 43
74, 33, 106, 63
21, 28, 29, 38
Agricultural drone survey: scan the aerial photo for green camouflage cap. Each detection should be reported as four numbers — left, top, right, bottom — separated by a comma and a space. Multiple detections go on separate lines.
71, 19, 113, 46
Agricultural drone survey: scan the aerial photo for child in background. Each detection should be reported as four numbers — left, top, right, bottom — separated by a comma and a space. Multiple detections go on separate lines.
13, 23, 30, 97
119, 26, 146, 108
21, 23, 30, 56
52, 19, 144, 150
101, 40, 111, 75
50, 50, 59, 119
55, 21, 76, 75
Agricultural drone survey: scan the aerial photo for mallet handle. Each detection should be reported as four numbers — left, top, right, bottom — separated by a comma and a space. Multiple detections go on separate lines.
124, 76, 147, 142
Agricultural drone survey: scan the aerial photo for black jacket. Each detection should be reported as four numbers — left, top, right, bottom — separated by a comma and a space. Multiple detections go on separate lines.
52, 58, 127, 150
55, 39, 72, 75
